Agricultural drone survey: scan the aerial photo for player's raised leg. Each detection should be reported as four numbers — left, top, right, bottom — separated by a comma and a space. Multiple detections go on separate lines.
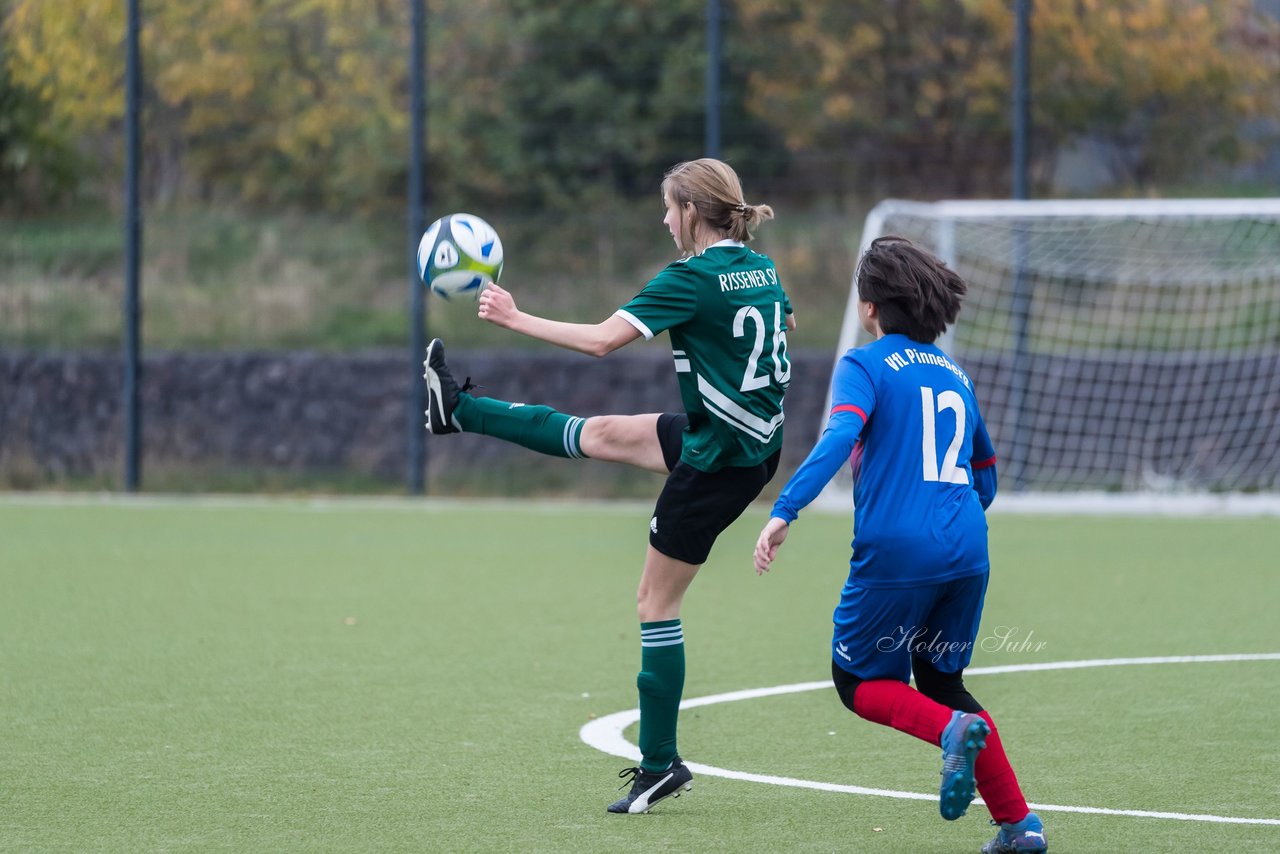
826, 580, 989, 821
841, 676, 986, 818
423, 338, 468, 435
911, 655, 1038, 838
579, 415, 668, 474
424, 338, 667, 470
938, 708, 990, 820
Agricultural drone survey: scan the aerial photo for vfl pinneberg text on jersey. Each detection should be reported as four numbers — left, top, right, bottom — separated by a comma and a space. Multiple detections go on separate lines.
881, 348, 971, 390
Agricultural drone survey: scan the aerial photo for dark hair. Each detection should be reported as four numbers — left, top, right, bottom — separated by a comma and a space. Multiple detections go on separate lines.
855, 236, 966, 343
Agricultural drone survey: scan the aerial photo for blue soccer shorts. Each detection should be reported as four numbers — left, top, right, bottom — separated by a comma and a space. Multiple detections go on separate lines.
831, 571, 989, 683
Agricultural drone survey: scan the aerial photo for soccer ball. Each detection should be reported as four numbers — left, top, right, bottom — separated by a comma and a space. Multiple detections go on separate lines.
417, 213, 504, 300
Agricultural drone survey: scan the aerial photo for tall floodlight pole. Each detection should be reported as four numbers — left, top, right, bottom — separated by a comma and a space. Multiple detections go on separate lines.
407, 0, 428, 494
705, 0, 722, 158
123, 0, 143, 492
1008, 0, 1033, 489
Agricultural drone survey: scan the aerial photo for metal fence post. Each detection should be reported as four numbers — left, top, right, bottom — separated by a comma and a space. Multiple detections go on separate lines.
123, 0, 143, 492
407, 0, 428, 494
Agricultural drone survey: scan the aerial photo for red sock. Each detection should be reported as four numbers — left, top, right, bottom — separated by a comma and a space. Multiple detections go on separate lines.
852, 680, 954, 745
975, 711, 1030, 825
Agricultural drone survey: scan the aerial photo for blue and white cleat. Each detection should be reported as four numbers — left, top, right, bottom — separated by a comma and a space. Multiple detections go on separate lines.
980, 811, 1047, 853
939, 710, 989, 820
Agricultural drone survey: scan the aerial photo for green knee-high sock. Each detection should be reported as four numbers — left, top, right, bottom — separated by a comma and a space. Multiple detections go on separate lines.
453, 394, 587, 459
636, 619, 685, 772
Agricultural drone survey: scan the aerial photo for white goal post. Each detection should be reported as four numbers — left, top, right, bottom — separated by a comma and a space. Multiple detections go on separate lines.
818, 198, 1280, 515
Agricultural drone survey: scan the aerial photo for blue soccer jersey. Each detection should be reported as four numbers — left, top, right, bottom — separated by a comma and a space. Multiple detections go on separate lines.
772, 334, 997, 589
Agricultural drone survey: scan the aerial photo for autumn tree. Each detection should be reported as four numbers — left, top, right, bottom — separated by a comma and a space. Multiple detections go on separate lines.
4, 0, 1277, 210
0, 35, 79, 210
734, 0, 1008, 196
488, 0, 785, 209
972, 0, 1280, 188
735, 0, 1280, 196
5, 0, 422, 210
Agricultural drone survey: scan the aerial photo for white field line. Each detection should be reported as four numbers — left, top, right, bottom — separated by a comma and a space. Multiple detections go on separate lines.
579, 654, 1280, 826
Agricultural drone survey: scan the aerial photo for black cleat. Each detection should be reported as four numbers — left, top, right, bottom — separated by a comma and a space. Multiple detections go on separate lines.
423, 338, 471, 435
606, 757, 694, 814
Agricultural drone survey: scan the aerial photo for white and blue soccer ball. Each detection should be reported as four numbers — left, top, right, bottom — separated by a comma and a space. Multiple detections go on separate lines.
417, 213, 504, 300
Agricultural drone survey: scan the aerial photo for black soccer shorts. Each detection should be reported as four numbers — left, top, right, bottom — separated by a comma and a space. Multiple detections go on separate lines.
650, 412, 781, 565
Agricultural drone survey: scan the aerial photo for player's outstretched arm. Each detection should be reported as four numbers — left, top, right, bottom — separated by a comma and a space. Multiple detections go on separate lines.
753, 517, 790, 575
478, 283, 640, 357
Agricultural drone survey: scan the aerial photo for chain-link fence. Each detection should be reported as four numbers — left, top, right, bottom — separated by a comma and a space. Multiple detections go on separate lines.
3, 0, 1278, 494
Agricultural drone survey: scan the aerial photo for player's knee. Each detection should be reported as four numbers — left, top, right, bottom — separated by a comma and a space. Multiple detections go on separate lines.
635, 599, 677, 624
634, 585, 668, 624
581, 415, 641, 462
580, 415, 617, 455
831, 659, 862, 714
912, 655, 983, 713
635, 596, 652, 623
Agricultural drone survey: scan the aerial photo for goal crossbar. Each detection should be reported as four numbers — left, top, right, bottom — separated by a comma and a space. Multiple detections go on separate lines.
817, 198, 1280, 515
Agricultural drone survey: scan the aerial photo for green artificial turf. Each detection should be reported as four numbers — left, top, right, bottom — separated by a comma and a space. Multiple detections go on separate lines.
1, 497, 1277, 852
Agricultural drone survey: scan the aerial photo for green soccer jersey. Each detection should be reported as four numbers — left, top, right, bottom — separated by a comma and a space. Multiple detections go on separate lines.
615, 240, 793, 471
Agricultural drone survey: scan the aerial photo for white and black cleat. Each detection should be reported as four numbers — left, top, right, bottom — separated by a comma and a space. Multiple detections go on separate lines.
423, 338, 471, 435
607, 757, 694, 814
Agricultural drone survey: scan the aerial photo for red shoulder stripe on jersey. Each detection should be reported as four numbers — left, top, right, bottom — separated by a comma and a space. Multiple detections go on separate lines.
830, 404, 868, 423
972, 456, 997, 470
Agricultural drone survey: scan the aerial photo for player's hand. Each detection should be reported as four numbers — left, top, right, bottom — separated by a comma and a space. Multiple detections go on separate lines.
477, 282, 519, 328
753, 517, 790, 575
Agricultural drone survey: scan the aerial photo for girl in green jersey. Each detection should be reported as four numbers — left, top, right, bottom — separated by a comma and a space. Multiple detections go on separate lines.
424, 159, 794, 813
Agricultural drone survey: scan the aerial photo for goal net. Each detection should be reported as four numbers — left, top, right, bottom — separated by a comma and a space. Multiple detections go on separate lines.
821, 199, 1280, 512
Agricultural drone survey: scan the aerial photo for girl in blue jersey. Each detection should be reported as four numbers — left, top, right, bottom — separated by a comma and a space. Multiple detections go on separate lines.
753, 237, 1047, 854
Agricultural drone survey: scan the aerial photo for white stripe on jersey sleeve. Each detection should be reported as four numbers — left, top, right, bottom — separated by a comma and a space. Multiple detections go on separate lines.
613, 309, 654, 340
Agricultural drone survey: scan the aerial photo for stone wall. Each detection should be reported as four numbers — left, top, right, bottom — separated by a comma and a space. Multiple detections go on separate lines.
0, 349, 835, 493
5, 347, 1276, 493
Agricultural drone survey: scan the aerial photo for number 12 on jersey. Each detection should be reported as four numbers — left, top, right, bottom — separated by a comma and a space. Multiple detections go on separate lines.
920, 386, 969, 484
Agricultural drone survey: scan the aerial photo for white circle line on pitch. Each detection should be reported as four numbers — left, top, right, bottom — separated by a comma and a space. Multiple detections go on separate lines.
578, 653, 1280, 826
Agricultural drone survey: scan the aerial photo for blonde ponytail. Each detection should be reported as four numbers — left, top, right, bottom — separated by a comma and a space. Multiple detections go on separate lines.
662, 159, 774, 244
